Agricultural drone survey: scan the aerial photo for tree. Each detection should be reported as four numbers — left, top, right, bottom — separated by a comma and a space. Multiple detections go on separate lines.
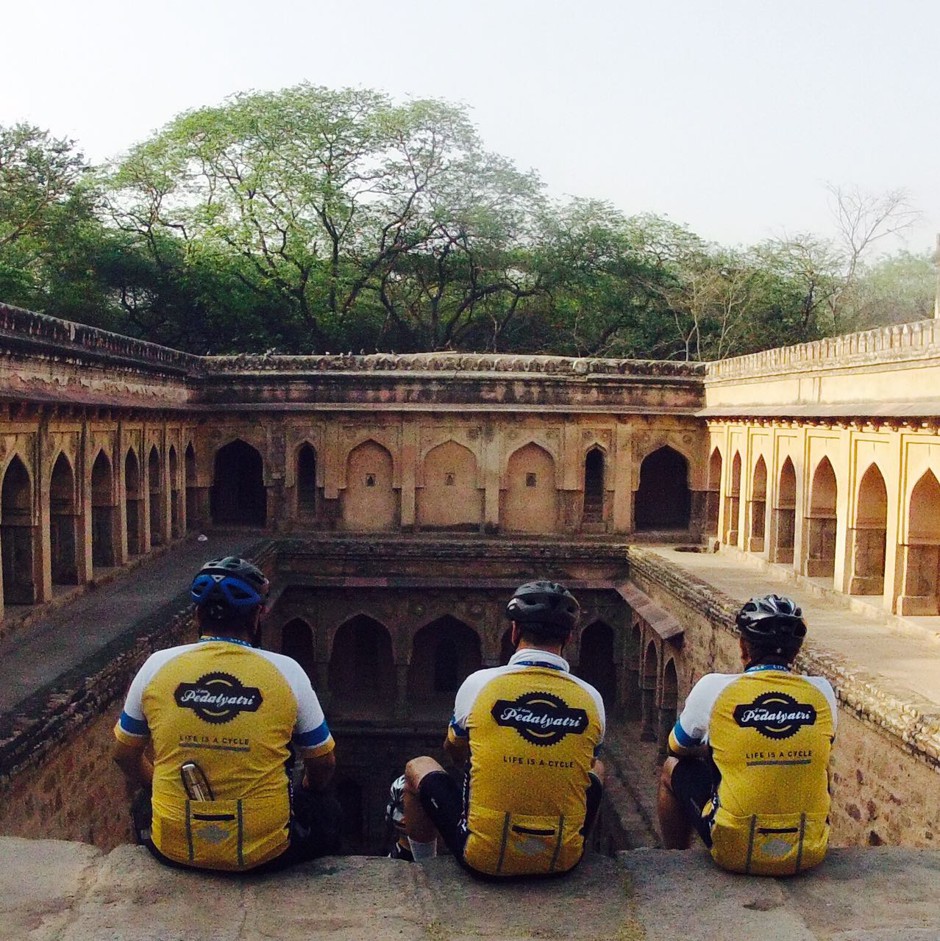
0, 124, 95, 311
106, 85, 546, 353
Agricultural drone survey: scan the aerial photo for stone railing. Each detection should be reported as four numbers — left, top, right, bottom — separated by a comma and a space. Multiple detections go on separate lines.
202, 350, 706, 379
0, 304, 200, 374
706, 319, 940, 381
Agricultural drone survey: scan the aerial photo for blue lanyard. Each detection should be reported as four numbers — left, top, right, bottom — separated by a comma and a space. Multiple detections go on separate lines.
515, 660, 565, 671
745, 664, 790, 673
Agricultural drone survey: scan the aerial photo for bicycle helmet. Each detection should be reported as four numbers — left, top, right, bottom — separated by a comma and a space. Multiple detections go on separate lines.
505, 581, 580, 637
736, 594, 806, 643
190, 556, 270, 622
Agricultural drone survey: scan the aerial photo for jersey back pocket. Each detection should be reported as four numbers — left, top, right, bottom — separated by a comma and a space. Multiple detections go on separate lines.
710, 809, 830, 876
156, 798, 288, 871
464, 807, 585, 877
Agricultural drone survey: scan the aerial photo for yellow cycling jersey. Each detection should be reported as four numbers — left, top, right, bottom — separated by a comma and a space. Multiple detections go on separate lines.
447, 650, 605, 877
670, 666, 836, 875
115, 637, 334, 871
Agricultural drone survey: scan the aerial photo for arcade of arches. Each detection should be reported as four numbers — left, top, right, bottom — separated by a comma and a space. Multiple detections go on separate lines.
2, 306, 940, 853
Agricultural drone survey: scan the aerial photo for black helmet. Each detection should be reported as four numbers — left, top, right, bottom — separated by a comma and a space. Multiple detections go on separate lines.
506, 581, 580, 637
190, 556, 269, 622
736, 594, 806, 644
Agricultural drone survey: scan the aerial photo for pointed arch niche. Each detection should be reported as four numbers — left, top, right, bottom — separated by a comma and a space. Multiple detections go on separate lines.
771, 457, 797, 564
341, 441, 397, 532
582, 447, 606, 529
848, 464, 887, 596
296, 443, 319, 520
723, 452, 741, 544
91, 451, 116, 568
125, 449, 145, 556
416, 441, 482, 531
803, 457, 837, 579
328, 615, 395, 714
211, 440, 266, 526
898, 470, 940, 615
408, 616, 482, 703
747, 456, 768, 552
1, 456, 37, 605
184, 443, 198, 531
635, 446, 691, 532
503, 443, 557, 533
705, 448, 722, 537
281, 617, 316, 678
49, 453, 79, 585
575, 620, 616, 712
148, 446, 164, 545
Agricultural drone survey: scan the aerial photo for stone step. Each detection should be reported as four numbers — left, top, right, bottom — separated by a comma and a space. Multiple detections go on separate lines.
3, 837, 937, 941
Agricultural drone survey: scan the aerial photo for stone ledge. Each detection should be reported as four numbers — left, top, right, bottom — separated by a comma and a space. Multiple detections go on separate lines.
2, 838, 937, 941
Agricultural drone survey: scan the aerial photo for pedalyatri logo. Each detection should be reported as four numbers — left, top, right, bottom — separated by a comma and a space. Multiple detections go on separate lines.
733, 692, 817, 740
174, 673, 263, 724
491, 691, 589, 746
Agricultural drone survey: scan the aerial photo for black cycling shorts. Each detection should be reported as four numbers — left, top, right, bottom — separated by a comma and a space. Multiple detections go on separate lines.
668, 758, 715, 847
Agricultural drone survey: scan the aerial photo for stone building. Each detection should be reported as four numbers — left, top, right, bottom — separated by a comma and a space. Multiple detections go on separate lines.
1, 303, 938, 853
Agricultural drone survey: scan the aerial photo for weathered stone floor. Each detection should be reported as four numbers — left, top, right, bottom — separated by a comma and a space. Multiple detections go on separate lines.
3, 837, 937, 941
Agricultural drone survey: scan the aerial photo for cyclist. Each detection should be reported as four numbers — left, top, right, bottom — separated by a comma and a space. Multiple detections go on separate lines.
658, 594, 837, 875
113, 556, 340, 872
402, 581, 606, 878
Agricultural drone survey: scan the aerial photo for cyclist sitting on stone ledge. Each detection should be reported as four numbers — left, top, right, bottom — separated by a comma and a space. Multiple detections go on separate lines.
401, 580, 606, 879
657, 593, 837, 876
113, 556, 341, 873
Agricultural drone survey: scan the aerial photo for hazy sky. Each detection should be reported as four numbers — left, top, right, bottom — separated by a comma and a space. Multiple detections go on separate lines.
4, 0, 938, 253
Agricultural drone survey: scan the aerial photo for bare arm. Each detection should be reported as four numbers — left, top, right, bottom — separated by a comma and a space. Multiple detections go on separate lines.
302, 749, 336, 791
113, 740, 153, 788
443, 734, 470, 768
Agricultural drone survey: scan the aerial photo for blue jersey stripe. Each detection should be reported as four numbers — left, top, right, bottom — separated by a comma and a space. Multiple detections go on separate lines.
119, 711, 149, 737
449, 716, 469, 737
294, 720, 332, 749
671, 720, 699, 748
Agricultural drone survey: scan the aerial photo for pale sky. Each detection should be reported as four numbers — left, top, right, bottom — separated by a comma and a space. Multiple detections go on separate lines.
4, 0, 938, 254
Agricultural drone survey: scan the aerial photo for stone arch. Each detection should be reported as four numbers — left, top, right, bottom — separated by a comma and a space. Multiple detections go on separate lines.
748, 455, 768, 552
416, 440, 482, 531
281, 617, 315, 678
49, 452, 78, 585
328, 614, 395, 711
582, 447, 606, 527
91, 450, 116, 568
408, 615, 482, 702
899, 470, 940, 615
723, 451, 742, 544
211, 439, 266, 526
341, 440, 397, 532
772, 457, 797, 564
499, 626, 515, 665
503, 442, 558, 533
575, 620, 616, 712
1, 455, 37, 605
635, 446, 691, 532
625, 623, 643, 721
296, 443, 318, 519
849, 463, 887, 595
640, 641, 659, 741
148, 445, 164, 546
125, 449, 144, 556
169, 445, 182, 539
184, 442, 198, 531
705, 448, 722, 537
658, 659, 680, 756
804, 457, 838, 578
